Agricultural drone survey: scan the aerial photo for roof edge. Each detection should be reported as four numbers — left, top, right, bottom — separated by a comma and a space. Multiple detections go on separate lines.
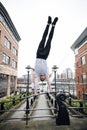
71, 27, 87, 51
0, 2, 21, 42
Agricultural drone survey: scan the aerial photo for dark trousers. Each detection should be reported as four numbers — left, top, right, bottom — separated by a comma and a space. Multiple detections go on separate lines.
36, 24, 55, 60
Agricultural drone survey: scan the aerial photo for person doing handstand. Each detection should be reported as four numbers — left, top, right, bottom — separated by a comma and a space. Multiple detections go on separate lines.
33, 16, 58, 95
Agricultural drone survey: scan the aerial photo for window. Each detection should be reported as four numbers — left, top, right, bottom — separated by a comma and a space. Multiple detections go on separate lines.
0, 74, 7, 81
81, 56, 86, 65
4, 37, 11, 49
2, 53, 10, 64
13, 47, 17, 56
82, 74, 86, 83
12, 59, 17, 68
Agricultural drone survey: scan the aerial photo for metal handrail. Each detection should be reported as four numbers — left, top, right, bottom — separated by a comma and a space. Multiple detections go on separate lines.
0, 107, 56, 112
0, 115, 56, 121
0, 92, 87, 126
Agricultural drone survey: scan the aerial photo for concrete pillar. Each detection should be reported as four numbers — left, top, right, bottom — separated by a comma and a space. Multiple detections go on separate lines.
14, 76, 17, 95
7, 75, 10, 97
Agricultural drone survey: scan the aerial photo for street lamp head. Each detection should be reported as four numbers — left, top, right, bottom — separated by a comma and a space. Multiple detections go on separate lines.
52, 65, 58, 72
25, 65, 31, 72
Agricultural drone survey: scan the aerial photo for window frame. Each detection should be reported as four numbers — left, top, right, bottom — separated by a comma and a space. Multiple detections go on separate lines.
82, 73, 86, 84
4, 36, 11, 50
2, 53, 10, 65
81, 56, 86, 65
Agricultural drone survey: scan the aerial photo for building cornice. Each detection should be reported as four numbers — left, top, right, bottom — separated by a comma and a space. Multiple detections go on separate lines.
71, 27, 87, 51
0, 65, 17, 76
0, 2, 21, 42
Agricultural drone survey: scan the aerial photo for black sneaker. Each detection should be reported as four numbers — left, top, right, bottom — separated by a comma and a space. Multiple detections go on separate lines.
52, 17, 58, 25
48, 16, 52, 24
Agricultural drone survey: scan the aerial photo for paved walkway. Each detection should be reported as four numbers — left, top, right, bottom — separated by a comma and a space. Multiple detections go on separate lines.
32, 94, 51, 120
0, 94, 87, 129
0, 117, 87, 130
8, 102, 26, 121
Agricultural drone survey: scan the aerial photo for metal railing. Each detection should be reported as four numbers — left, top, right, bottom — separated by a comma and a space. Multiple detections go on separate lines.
0, 92, 57, 125
0, 91, 87, 126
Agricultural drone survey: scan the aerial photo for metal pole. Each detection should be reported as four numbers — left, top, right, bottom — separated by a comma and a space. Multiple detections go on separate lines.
52, 65, 58, 114
55, 70, 56, 98
27, 70, 29, 95
26, 70, 29, 125
54, 70, 57, 113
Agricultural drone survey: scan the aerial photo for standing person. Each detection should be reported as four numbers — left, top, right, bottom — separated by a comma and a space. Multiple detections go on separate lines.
34, 16, 58, 95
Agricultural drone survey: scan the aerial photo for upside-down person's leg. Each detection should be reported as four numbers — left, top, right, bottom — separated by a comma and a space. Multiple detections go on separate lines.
44, 26, 55, 59
36, 16, 52, 58
44, 17, 58, 60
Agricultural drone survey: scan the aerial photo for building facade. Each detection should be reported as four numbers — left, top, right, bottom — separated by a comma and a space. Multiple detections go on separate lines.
0, 2, 21, 97
71, 27, 87, 99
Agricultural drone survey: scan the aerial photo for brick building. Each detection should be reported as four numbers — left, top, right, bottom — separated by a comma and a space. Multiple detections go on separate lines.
71, 27, 87, 99
0, 2, 21, 97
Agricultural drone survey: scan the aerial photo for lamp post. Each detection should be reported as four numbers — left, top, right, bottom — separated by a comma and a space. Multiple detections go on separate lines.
52, 65, 58, 97
25, 65, 31, 125
52, 65, 58, 113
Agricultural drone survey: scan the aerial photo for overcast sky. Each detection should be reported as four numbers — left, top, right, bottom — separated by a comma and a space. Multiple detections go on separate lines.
1, 0, 87, 77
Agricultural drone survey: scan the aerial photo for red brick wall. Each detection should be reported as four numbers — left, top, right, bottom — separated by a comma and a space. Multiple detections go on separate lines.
75, 42, 87, 99
0, 22, 18, 69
